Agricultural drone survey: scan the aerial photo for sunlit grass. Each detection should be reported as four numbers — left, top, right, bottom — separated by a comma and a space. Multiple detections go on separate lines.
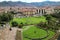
10, 16, 46, 25
23, 26, 55, 40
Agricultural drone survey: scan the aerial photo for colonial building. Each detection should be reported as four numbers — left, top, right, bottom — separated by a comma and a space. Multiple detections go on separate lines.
19, 8, 37, 17
36, 8, 46, 16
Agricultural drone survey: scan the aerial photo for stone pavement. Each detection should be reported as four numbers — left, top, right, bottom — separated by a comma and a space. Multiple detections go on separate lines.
0, 27, 19, 40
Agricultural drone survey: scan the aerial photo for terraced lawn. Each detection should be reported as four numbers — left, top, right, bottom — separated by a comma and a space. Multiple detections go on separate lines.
10, 16, 46, 25
23, 26, 55, 40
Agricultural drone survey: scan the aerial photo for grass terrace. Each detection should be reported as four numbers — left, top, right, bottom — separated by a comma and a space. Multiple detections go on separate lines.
10, 16, 46, 26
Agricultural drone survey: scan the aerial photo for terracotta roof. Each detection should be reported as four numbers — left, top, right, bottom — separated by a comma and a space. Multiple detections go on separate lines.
20, 8, 36, 12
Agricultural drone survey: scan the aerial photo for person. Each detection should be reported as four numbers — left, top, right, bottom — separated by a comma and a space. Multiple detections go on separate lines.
9, 27, 12, 31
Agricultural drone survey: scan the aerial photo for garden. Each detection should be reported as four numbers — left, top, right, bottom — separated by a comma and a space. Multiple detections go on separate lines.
0, 12, 58, 40
0, 9, 60, 40
13, 16, 56, 40
23, 26, 55, 40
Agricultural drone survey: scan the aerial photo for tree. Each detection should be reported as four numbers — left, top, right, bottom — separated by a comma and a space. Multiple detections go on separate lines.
51, 13, 60, 18
51, 9, 60, 19
46, 15, 52, 25
37, 22, 48, 29
7, 13, 13, 21
0, 13, 13, 22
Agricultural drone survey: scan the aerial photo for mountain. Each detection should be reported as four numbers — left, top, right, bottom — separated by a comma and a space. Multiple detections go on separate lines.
30, 1, 60, 7
0, 1, 60, 7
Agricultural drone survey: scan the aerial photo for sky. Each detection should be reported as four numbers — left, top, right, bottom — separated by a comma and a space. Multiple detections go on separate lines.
0, 0, 60, 3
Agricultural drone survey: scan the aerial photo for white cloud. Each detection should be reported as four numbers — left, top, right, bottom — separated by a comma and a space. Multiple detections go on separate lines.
0, 0, 10, 2
50, 0, 60, 2
0, 0, 46, 2
0, 0, 60, 2
20, 0, 46, 3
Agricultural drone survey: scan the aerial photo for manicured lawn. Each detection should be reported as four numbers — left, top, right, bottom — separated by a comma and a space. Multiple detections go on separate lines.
43, 30, 55, 40
15, 25, 55, 40
11, 16, 55, 40
23, 26, 47, 40
23, 26, 55, 40
10, 16, 46, 25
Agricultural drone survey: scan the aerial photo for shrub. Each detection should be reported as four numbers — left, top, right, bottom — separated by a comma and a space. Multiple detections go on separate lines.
18, 23, 23, 28
11, 21, 18, 27
18, 24, 23, 28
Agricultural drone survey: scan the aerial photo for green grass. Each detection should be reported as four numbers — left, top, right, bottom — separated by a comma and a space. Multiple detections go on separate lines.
23, 26, 47, 38
23, 26, 55, 40
10, 16, 46, 25
43, 30, 55, 40
11, 16, 55, 40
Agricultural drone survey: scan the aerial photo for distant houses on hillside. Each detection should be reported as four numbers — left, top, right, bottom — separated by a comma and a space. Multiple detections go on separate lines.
0, 6, 60, 17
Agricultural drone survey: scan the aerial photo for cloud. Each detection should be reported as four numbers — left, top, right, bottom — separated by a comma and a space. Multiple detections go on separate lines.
0, 0, 46, 2
50, 0, 60, 2
20, 0, 46, 2
0, 0, 60, 2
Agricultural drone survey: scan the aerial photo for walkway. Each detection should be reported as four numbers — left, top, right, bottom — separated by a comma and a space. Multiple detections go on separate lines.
0, 27, 19, 40
0, 25, 33, 40
4, 27, 18, 40
22, 25, 33, 32
0, 29, 5, 40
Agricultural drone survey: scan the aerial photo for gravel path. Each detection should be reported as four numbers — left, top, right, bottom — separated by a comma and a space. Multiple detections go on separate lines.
22, 25, 33, 32
0, 29, 5, 40
0, 27, 19, 40
5, 27, 18, 40
0, 25, 33, 40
